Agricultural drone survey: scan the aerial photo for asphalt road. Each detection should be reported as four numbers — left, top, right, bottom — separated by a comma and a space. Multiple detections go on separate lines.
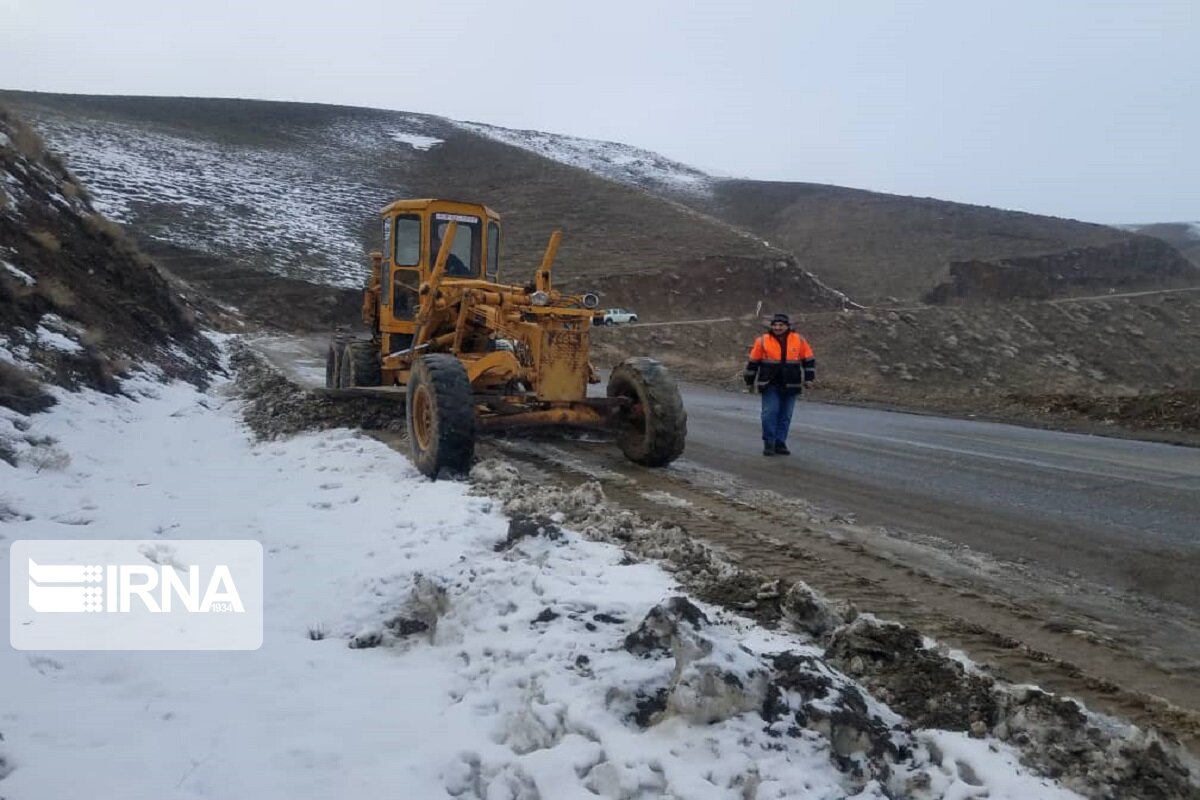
673, 382, 1200, 610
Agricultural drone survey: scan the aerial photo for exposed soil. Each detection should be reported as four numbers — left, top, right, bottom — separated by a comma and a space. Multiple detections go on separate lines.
230, 342, 404, 439
926, 238, 1197, 304
139, 240, 364, 334
0, 106, 218, 412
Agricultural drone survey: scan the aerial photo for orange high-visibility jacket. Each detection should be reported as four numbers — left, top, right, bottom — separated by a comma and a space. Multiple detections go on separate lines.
745, 331, 816, 389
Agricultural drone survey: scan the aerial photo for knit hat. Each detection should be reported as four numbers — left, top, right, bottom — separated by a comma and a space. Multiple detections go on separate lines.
770, 313, 790, 325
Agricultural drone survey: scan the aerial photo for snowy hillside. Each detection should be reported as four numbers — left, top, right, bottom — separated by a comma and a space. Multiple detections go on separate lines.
454, 120, 714, 197
12, 108, 449, 288
8, 98, 724, 294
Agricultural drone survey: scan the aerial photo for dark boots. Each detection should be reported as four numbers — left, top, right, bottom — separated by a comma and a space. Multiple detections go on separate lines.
774, 442, 791, 455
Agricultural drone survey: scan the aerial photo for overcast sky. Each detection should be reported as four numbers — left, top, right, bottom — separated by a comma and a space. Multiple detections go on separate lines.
2, 0, 1195, 224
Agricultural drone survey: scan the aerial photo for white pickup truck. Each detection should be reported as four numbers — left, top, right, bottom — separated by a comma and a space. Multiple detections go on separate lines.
599, 308, 639, 325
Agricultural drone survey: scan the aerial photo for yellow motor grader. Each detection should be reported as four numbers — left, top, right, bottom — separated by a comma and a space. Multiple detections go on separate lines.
325, 198, 687, 477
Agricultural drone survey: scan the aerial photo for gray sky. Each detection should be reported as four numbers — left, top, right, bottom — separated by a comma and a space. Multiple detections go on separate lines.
2, 0, 1196, 224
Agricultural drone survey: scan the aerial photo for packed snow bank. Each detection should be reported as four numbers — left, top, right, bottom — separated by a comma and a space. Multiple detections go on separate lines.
0, 368, 1116, 799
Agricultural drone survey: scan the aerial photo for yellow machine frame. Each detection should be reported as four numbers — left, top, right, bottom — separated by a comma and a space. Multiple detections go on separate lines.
359, 199, 612, 430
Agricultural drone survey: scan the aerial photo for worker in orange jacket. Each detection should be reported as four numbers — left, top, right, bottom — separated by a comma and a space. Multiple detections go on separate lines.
743, 313, 816, 456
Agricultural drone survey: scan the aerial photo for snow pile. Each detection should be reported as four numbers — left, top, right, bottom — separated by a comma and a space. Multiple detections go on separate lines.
390, 130, 443, 151
2, 259, 35, 286
0, 366, 1094, 799
454, 120, 714, 197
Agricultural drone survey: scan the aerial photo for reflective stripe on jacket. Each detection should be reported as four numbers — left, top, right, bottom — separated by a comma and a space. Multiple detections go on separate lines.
745, 331, 816, 389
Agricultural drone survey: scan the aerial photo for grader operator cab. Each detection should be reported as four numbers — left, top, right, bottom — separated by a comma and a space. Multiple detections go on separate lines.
325, 199, 687, 477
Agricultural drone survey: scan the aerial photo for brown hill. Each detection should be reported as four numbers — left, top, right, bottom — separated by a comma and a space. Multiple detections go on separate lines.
690, 180, 1197, 305
1122, 222, 1200, 267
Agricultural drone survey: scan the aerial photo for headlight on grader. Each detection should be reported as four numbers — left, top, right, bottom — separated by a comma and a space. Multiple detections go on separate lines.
530, 290, 550, 307
582, 292, 600, 309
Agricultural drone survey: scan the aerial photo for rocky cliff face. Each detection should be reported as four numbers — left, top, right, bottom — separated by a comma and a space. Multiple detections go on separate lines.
0, 107, 217, 413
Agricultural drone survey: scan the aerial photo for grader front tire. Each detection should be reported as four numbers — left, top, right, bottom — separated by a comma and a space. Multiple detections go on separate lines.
406, 354, 475, 478
607, 357, 687, 467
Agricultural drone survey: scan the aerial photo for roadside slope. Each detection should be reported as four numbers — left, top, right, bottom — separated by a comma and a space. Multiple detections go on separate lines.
0, 105, 217, 416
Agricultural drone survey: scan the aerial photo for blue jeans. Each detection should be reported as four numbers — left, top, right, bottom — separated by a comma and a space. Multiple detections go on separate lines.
760, 385, 798, 444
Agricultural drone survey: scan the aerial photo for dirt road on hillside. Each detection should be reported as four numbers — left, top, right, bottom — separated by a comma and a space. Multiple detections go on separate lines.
249, 333, 1200, 752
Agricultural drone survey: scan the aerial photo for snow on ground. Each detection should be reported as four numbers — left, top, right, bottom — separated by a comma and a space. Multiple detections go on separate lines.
390, 130, 443, 151
2, 259, 35, 286
0, 365, 1084, 799
454, 120, 714, 197
33, 325, 82, 354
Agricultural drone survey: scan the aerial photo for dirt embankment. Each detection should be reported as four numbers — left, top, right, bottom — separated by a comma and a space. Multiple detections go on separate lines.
926, 237, 1198, 304
0, 106, 218, 414
690, 178, 1189, 305
563, 253, 853, 321
138, 240, 364, 334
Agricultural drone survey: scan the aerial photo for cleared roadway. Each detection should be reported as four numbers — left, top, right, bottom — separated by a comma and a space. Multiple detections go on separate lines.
674, 382, 1200, 610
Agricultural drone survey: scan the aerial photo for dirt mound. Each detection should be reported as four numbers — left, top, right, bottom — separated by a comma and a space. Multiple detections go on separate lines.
139, 240, 363, 334
1008, 389, 1200, 432
829, 616, 1199, 800
229, 343, 404, 439
926, 237, 1197, 304
0, 106, 217, 413
566, 253, 853, 320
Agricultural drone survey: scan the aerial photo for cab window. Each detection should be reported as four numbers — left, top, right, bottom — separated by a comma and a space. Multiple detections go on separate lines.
380, 217, 392, 305
486, 221, 500, 280
392, 267, 420, 319
393, 215, 421, 267
430, 213, 481, 277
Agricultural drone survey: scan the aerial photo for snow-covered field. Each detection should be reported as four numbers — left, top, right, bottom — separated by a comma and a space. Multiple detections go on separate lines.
0, 360, 1086, 798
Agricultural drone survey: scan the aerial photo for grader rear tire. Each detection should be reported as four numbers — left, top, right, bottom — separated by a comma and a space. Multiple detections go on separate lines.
340, 341, 381, 388
406, 354, 475, 478
607, 357, 687, 466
